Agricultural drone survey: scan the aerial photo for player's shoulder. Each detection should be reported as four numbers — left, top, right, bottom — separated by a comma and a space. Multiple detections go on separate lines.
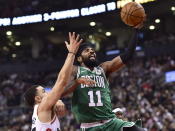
99, 61, 110, 72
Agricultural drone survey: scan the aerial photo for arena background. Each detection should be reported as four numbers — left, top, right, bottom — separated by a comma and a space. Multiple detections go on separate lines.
0, 0, 174, 130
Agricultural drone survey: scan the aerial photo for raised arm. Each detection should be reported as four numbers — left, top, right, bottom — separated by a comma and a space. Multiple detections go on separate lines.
100, 24, 143, 76
40, 32, 83, 110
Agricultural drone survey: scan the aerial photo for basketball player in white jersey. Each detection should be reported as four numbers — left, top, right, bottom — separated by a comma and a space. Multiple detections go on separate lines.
24, 32, 83, 131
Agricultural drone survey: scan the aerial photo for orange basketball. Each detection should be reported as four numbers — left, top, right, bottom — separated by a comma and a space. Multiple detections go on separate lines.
121, 2, 146, 26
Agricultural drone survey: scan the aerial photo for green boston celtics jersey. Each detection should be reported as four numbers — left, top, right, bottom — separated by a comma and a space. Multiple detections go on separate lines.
71, 66, 115, 123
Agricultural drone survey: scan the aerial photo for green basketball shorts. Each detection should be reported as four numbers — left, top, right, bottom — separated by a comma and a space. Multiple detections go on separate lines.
80, 118, 142, 131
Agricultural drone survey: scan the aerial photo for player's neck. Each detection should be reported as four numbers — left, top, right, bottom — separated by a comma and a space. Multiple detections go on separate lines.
81, 63, 94, 71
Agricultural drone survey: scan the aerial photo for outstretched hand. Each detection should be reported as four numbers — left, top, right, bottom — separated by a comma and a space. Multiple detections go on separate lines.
65, 32, 83, 54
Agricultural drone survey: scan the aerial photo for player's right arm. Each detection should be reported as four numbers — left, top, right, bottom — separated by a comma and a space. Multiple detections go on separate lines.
61, 77, 96, 97
39, 32, 83, 111
100, 23, 144, 77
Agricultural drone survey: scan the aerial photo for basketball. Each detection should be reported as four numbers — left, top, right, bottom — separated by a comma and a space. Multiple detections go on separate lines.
121, 2, 146, 26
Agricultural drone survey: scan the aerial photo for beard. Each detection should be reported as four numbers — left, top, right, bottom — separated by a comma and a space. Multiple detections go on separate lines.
82, 57, 98, 68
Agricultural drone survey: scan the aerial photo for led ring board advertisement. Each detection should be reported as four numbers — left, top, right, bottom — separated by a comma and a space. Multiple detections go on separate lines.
0, 0, 155, 26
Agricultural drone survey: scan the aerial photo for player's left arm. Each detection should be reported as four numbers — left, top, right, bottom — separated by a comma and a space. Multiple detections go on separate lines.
100, 24, 143, 76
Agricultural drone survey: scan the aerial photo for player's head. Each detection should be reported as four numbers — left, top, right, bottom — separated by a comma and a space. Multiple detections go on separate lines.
24, 85, 47, 107
76, 42, 98, 68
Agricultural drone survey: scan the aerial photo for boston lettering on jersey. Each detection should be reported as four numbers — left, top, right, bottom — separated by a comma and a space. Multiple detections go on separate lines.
80, 75, 105, 88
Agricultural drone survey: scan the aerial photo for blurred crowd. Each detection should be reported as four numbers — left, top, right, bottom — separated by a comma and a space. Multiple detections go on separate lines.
0, 55, 174, 131
109, 56, 175, 131
143, 32, 175, 47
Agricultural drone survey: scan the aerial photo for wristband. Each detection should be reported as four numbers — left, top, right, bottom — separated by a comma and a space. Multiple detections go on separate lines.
69, 52, 76, 55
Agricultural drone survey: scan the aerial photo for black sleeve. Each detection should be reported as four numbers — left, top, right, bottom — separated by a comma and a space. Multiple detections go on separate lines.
120, 29, 139, 65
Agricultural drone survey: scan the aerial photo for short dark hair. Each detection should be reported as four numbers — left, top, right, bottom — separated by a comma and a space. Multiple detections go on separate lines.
75, 42, 95, 65
76, 42, 95, 57
24, 85, 40, 107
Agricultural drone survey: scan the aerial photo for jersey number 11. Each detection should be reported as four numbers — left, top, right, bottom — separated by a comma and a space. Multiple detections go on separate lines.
88, 90, 103, 107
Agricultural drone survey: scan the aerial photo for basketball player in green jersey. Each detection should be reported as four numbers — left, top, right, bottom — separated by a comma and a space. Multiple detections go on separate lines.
63, 24, 145, 131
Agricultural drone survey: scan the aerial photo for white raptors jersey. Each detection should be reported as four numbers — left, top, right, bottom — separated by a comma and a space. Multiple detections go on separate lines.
31, 105, 60, 131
